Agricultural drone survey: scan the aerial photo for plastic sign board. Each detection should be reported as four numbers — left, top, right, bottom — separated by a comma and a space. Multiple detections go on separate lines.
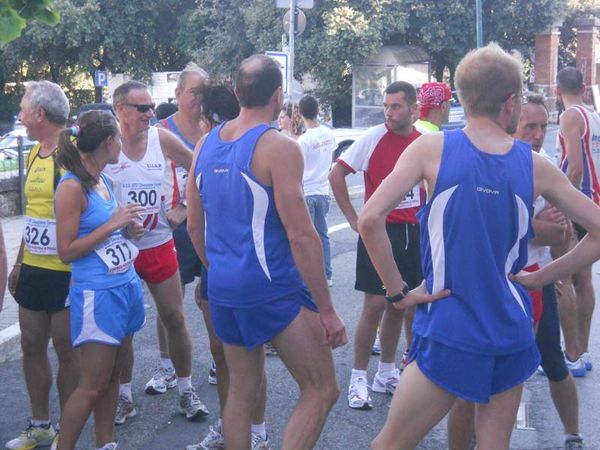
94, 70, 109, 87
265, 51, 289, 95
275, 0, 313, 8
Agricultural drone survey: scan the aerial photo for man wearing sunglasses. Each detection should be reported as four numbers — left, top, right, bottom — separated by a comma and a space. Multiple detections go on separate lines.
104, 80, 208, 424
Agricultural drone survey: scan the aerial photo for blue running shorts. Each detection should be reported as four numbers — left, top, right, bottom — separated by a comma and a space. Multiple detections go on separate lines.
210, 288, 318, 350
69, 277, 145, 347
409, 335, 540, 403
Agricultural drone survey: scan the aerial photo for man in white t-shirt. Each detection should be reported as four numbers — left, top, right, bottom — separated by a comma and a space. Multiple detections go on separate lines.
298, 95, 338, 285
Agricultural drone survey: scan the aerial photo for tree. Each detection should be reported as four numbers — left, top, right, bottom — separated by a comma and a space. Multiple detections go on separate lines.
559, 0, 600, 68
0, 0, 59, 43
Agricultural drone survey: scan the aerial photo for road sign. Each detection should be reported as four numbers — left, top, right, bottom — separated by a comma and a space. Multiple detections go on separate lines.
283, 8, 306, 35
94, 70, 109, 87
265, 51, 289, 95
276, 0, 313, 8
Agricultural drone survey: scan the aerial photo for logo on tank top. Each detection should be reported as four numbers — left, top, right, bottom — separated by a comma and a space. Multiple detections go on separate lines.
476, 186, 500, 195
213, 168, 229, 174
146, 163, 162, 170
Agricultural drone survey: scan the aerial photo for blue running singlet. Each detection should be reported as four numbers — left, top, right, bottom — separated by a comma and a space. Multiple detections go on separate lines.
415, 129, 536, 355
194, 123, 306, 307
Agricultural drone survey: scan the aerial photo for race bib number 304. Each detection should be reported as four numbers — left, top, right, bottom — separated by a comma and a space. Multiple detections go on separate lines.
95, 235, 139, 275
122, 182, 161, 214
394, 185, 421, 210
24, 216, 58, 255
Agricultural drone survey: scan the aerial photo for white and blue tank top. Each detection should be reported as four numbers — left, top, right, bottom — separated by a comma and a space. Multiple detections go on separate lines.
195, 123, 306, 307
415, 129, 536, 355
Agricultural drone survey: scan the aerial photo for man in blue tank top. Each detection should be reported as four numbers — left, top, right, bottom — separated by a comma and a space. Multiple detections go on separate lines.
187, 54, 347, 450
360, 43, 600, 449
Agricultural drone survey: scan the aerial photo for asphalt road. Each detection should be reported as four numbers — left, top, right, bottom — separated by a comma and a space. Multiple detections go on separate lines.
2, 124, 599, 449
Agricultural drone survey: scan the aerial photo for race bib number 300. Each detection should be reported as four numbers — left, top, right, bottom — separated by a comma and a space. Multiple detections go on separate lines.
95, 235, 139, 275
24, 216, 58, 255
122, 182, 161, 214
394, 185, 421, 210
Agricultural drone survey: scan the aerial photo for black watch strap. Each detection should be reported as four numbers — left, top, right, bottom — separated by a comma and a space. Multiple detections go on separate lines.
385, 282, 410, 303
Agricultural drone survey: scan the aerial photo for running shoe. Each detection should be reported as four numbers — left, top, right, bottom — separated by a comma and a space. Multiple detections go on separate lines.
327, 278, 333, 287
264, 342, 278, 356
5, 421, 56, 450
565, 436, 584, 450
179, 388, 210, 421
208, 360, 217, 385
400, 348, 410, 370
251, 432, 271, 450
347, 377, 372, 410
114, 395, 137, 425
97, 443, 118, 450
144, 366, 177, 394
371, 333, 381, 356
185, 423, 224, 449
565, 354, 587, 378
372, 368, 401, 395
580, 352, 593, 371
49, 433, 59, 450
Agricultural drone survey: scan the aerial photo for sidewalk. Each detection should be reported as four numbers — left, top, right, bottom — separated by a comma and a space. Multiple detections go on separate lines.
0, 215, 23, 363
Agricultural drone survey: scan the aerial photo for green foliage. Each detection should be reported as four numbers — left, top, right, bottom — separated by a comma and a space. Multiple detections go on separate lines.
560, 0, 600, 68
0, 0, 59, 42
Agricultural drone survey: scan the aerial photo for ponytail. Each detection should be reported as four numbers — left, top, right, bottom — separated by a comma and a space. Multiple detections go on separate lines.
55, 110, 118, 190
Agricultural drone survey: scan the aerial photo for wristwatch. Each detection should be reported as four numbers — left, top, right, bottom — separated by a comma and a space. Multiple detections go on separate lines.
384, 282, 410, 303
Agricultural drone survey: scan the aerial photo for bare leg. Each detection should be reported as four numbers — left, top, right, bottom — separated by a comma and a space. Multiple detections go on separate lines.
379, 301, 405, 364
447, 399, 475, 450
371, 362, 456, 450
271, 307, 340, 450
156, 317, 169, 359
148, 271, 192, 377
572, 266, 595, 354
118, 345, 133, 385
549, 375, 579, 435
93, 336, 133, 448
354, 293, 386, 369
56, 342, 121, 450
19, 307, 52, 420
50, 308, 79, 412
474, 384, 523, 450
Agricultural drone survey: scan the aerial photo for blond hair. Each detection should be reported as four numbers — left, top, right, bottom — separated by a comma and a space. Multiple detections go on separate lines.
455, 43, 523, 118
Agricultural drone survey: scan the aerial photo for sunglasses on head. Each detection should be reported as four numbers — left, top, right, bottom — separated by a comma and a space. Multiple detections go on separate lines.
125, 103, 155, 113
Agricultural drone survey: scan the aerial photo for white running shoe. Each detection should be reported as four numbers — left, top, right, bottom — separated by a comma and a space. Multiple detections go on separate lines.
145, 366, 177, 394
208, 361, 217, 385
372, 368, 400, 395
251, 432, 271, 450
97, 442, 118, 450
5, 421, 56, 449
186, 423, 224, 449
565, 355, 587, 378
179, 388, 210, 421
114, 395, 137, 425
347, 376, 372, 410
371, 333, 381, 356
581, 352, 593, 371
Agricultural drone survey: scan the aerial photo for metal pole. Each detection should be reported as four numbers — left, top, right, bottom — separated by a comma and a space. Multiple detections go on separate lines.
476, 0, 483, 48
288, 0, 296, 100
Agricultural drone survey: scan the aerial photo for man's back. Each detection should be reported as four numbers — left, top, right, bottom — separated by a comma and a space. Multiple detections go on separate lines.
298, 125, 337, 196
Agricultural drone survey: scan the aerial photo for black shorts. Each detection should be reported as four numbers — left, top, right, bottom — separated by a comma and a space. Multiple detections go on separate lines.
573, 221, 587, 241
355, 223, 422, 295
15, 264, 71, 313
173, 220, 203, 285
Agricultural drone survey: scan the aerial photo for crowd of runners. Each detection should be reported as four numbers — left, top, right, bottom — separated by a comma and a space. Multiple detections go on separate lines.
1, 42, 600, 450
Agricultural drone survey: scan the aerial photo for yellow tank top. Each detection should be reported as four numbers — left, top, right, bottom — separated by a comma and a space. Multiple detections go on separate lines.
22, 143, 70, 272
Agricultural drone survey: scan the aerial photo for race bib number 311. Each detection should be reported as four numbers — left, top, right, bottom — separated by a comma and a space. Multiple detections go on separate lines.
24, 216, 58, 255
95, 235, 139, 275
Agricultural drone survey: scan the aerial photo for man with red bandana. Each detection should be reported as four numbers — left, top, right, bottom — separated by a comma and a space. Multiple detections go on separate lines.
414, 82, 452, 134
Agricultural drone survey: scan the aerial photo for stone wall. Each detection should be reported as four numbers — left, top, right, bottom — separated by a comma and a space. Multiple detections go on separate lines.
0, 178, 21, 217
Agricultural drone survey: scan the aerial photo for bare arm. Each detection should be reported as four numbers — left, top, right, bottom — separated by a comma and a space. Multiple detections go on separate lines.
0, 224, 6, 312
358, 134, 450, 306
266, 134, 347, 348
7, 239, 24, 298
186, 136, 209, 268
560, 109, 585, 188
329, 162, 358, 231
158, 127, 193, 170
513, 153, 600, 289
55, 180, 142, 263
530, 206, 567, 246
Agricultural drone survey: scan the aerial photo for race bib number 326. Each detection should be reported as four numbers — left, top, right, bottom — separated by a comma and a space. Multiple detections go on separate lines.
24, 216, 58, 255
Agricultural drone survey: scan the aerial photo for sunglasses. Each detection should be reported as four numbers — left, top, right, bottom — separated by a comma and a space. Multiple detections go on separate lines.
124, 103, 155, 113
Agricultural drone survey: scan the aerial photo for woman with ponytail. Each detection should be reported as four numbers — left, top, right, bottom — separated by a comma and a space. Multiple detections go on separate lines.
53, 110, 145, 450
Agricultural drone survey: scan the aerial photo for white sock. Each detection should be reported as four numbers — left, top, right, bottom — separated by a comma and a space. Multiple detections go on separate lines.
251, 422, 267, 439
30, 419, 51, 428
378, 361, 397, 377
96, 442, 116, 450
351, 369, 367, 381
216, 418, 223, 432
161, 357, 174, 371
119, 383, 132, 401
177, 376, 192, 394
